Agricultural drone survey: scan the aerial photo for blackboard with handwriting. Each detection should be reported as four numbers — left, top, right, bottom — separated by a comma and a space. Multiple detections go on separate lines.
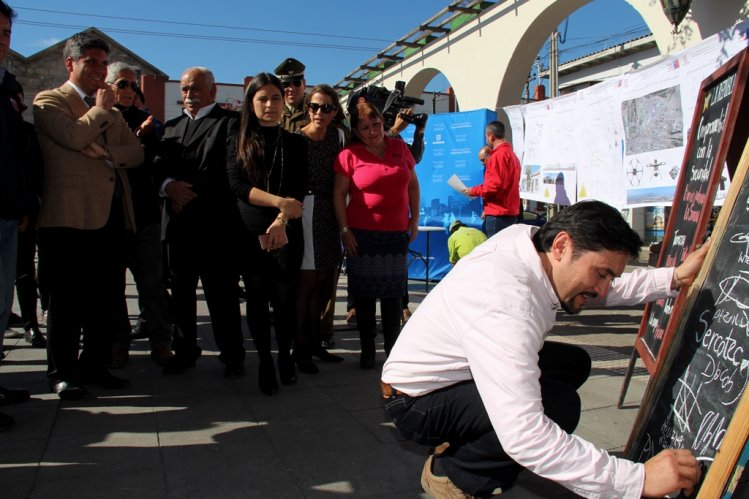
634, 50, 747, 374
627, 141, 749, 495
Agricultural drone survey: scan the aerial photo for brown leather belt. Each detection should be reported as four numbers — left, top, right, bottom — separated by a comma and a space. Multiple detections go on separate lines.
380, 380, 406, 399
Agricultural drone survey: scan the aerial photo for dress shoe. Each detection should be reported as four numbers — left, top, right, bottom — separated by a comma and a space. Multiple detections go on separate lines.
108, 347, 130, 369
129, 322, 149, 340
313, 347, 344, 363
50, 381, 89, 401
0, 386, 30, 405
278, 353, 297, 385
258, 361, 279, 396
79, 369, 130, 390
162, 347, 201, 375
24, 327, 47, 348
150, 345, 175, 367
294, 355, 319, 375
224, 364, 246, 380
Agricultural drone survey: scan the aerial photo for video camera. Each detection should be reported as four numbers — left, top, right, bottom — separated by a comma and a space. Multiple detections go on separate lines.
347, 80, 428, 131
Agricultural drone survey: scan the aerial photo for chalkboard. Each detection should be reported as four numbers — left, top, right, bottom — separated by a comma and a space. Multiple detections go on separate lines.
634, 49, 749, 374
626, 140, 749, 497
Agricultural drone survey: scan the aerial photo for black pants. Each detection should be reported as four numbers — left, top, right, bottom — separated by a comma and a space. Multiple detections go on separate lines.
356, 295, 402, 356
113, 222, 173, 349
38, 203, 127, 384
15, 224, 39, 330
384, 341, 591, 496
169, 239, 244, 366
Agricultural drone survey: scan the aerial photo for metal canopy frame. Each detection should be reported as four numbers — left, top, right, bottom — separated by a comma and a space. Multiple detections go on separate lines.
334, 0, 497, 93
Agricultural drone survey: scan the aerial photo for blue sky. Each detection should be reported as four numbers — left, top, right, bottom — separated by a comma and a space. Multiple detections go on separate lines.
8, 0, 649, 92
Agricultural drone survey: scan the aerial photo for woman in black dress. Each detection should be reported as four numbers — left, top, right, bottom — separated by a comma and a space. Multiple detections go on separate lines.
293, 84, 346, 374
228, 73, 307, 396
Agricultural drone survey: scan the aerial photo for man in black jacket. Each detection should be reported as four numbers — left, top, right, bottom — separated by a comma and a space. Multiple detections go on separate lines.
106, 61, 174, 369
0, 0, 33, 429
154, 67, 245, 379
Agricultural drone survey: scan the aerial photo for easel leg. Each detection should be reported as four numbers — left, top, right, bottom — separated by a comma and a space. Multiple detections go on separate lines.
617, 348, 638, 409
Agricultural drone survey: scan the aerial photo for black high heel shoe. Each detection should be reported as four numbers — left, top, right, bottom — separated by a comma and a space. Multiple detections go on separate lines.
258, 361, 279, 396
313, 347, 344, 363
293, 351, 319, 375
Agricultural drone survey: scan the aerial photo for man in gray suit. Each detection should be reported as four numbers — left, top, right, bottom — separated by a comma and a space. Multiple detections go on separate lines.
33, 33, 143, 400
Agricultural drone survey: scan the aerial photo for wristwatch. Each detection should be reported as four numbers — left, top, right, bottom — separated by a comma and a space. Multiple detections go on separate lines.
340, 226, 349, 235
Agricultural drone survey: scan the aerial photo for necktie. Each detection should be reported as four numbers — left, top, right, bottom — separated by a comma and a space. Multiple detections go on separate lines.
84, 96, 96, 107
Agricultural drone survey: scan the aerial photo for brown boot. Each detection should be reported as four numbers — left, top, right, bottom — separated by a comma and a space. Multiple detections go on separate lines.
420, 455, 480, 499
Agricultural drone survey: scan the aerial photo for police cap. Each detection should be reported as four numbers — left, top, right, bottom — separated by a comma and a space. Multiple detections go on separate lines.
274, 57, 305, 82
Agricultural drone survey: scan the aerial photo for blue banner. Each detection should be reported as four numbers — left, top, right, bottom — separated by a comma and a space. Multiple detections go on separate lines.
401, 109, 497, 282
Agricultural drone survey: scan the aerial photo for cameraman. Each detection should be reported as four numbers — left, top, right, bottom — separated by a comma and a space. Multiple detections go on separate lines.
387, 107, 425, 164
386, 108, 426, 324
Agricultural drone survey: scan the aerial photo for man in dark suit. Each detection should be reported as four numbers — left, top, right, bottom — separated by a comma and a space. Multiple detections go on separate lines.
0, 0, 33, 427
105, 61, 174, 369
33, 33, 144, 400
154, 67, 245, 379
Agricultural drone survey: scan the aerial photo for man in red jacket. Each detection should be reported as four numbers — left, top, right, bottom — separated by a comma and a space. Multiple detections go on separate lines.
464, 121, 521, 237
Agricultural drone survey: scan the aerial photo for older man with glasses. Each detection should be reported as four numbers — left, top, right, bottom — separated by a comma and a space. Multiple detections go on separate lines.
105, 61, 174, 370
275, 57, 310, 132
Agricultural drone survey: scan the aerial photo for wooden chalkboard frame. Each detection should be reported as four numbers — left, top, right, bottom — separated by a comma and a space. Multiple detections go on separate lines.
634, 48, 749, 375
626, 139, 749, 496
697, 390, 749, 498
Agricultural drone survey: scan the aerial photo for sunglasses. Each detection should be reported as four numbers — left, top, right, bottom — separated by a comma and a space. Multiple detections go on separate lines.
115, 80, 139, 91
308, 103, 336, 114
282, 79, 303, 89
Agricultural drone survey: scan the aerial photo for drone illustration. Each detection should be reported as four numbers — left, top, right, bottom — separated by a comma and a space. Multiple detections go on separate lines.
646, 159, 666, 180
627, 158, 643, 186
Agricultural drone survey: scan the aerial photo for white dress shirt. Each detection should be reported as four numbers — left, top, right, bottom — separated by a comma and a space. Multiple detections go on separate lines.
382, 224, 676, 499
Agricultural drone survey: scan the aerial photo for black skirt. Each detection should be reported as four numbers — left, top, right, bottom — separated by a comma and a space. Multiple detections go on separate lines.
347, 229, 408, 298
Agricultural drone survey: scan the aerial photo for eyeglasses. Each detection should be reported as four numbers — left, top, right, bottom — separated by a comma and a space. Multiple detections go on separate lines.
308, 103, 336, 114
115, 80, 139, 91
282, 79, 303, 89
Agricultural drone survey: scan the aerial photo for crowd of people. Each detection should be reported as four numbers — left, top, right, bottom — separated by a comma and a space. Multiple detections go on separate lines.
0, 14, 439, 420
1, 3, 708, 497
